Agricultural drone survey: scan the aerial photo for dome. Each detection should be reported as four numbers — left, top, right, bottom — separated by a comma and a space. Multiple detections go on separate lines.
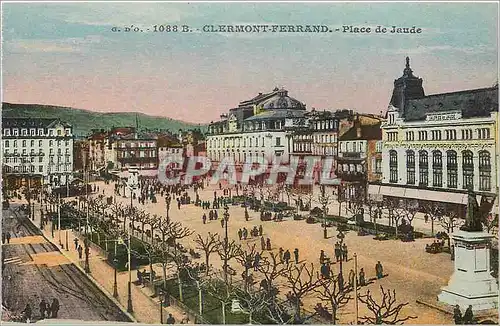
260, 88, 306, 110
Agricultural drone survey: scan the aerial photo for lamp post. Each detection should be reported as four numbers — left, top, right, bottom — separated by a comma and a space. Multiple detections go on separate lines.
337, 227, 345, 280
84, 237, 91, 273
166, 193, 171, 223
58, 193, 62, 247
223, 205, 230, 283
159, 289, 165, 324
118, 232, 133, 313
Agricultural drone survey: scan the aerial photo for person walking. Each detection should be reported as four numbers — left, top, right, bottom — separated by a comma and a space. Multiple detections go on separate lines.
453, 305, 463, 324
260, 237, 266, 251
375, 261, 384, 279
266, 238, 271, 251
166, 313, 176, 324
334, 242, 341, 262
463, 305, 474, 324
348, 269, 355, 288
2, 232, 5, 244
22, 303, 32, 323
253, 252, 261, 271
73, 238, 79, 250
50, 298, 60, 318
359, 268, 366, 286
220, 218, 224, 228
202, 214, 207, 224
238, 229, 243, 240
319, 250, 325, 264
284, 249, 291, 265
6, 232, 11, 244
77, 245, 83, 259
342, 243, 348, 262
258, 225, 263, 236
39, 299, 47, 319
293, 248, 299, 264
279, 247, 284, 263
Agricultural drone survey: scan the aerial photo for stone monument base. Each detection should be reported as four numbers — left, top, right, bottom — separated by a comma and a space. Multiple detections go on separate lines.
438, 231, 498, 311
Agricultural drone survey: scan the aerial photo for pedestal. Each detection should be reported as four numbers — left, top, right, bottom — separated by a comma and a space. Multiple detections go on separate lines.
438, 230, 498, 311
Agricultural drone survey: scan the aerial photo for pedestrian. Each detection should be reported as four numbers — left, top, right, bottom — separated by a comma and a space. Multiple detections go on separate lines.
77, 245, 83, 259
50, 298, 60, 318
359, 268, 366, 286
342, 243, 348, 262
334, 242, 341, 262
243, 228, 248, 240
2, 232, 5, 244
424, 214, 429, 223
220, 219, 224, 228
260, 237, 266, 251
463, 305, 474, 324
22, 303, 32, 322
259, 225, 263, 236
375, 261, 384, 279
284, 250, 291, 265
453, 305, 463, 324
202, 214, 207, 224
254, 252, 261, 271
39, 299, 47, 319
294, 248, 299, 264
6, 232, 11, 244
74, 238, 79, 250
137, 269, 143, 285
320, 250, 325, 264
279, 247, 284, 263
348, 269, 355, 288
238, 229, 242, 240
266, 238, 271, 251
214, 210, 218, 219
166, 313, 176, 324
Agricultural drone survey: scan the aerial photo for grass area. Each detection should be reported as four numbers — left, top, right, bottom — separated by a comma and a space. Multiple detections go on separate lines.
161, 278, 273, 324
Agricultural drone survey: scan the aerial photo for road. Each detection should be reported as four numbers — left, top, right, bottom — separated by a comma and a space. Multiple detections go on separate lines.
1, 204, 131, 323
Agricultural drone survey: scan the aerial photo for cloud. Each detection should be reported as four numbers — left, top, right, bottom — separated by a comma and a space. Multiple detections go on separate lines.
5, 35, 106, 53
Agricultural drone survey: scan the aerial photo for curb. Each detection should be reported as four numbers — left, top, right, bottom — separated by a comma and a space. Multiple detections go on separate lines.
23, 214, 138, 323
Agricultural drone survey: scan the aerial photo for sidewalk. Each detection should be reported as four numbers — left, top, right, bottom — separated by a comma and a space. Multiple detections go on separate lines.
22, 198, 190, 325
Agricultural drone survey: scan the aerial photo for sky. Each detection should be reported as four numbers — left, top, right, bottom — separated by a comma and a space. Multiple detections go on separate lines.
2, 1, 498, 123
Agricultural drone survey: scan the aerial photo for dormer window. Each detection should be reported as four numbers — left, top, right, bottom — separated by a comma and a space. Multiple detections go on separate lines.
22, 129, 27, 136
4, 129, 10, 136
38, 129, 44, 136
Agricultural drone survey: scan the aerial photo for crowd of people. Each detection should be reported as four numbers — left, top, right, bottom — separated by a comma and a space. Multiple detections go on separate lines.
20, 298, 60, 322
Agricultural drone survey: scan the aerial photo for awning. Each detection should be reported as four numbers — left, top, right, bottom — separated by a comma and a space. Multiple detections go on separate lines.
374, 185, 468, 205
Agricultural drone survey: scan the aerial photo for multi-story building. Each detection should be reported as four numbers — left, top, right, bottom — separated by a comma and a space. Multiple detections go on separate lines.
2, 118, 74, 188
372, 57, 498, 215
157, 134, 184, 172
115, 133, 158, 171
207, 87, 307, 167
87, 127, 135, 172
338, 115, 383, 200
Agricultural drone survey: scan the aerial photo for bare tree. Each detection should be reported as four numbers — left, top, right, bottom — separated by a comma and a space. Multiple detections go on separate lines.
313, 270, 351, 324
194, 232, 220, 276
422, 202, 445, 236
234, 288, 272, 325
383, 198, 405, 238
216, 235, 242, 291
358, 286, 417, 324
235, 243, 262, 292
166, 221, 194, 302
283, 263, 321, 320
400, 199, 419, 226
256, 251, 288, 299
440, 210, 463, 249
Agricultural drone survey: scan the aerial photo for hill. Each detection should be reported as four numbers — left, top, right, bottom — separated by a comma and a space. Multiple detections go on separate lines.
2, 102, 207, 137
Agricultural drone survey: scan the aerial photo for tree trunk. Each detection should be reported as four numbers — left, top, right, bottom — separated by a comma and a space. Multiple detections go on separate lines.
331, 304, 337, 324
222, 301, 226, 324
141, 223, 145, 241
162, 263, 167, 288
205, 253, 210, 276
431, 217, 434, 236
198, 286, 203, 315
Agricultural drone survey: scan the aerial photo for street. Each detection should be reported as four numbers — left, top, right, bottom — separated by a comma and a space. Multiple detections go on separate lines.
1, 204, 131, 323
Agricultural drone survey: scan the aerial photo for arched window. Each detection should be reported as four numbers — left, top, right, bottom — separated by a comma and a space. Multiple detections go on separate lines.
406, 150, 415, 184
479, 151, 491, 191
447, 150, 458, 188
462, 150, 474, 190
432, 150, 443, 187
389, 150, 398, 183
419, 150, 429, 186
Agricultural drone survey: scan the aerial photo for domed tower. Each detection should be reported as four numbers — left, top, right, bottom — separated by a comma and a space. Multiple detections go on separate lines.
389, 57, 425, 118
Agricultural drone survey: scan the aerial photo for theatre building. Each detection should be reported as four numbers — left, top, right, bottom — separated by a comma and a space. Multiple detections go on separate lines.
370, 57, 498, 216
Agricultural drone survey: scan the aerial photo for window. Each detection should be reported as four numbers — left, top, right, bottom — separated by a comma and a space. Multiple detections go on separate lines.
22, 140, 26, 147
57, 130, 62, 136
389, 150, 398, 183
38, 129, 43, 136
406, 150, 415, 184
13, 129, 19, 136
462, 150, 474, 190
432, 150, 443, 187
406, 131, 414, 141
479, 151, 491, 191
478, 128, 491, 139
387, 132, 398, 142
49, 140, 53, 147
447, 150, 458, 188
5, 140, 9, 148
39, 140, 43, 147
30, 129, 35, 136
462, 129, 473, 140
431, 130, 442, 140
4, 129, 10, 136
39, 166, 43, 172
375, 159, 382, 174
418, 131, 428, 141
419, 150, 429, 186
57, 140, 61, 147
30, 140, 35, 147
22, 129, 27, 136
49, 130, 54, 136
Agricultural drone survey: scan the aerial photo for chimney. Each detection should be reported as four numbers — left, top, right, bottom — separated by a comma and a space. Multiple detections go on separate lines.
355, 114, 361, 138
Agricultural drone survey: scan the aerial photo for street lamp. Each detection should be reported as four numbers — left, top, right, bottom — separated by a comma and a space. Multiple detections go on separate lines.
159, 289, 165, 324
84, 237, 91, 273
166, 193, 171, 222
223, 205, 230, 283
336, 227, 345, 280
118, 228, 133, 313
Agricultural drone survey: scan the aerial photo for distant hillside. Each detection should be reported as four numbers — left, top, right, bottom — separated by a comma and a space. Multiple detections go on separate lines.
2, 102, 207, 137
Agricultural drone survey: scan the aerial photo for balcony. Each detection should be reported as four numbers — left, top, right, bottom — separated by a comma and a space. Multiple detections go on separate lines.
337, 171, 367, 182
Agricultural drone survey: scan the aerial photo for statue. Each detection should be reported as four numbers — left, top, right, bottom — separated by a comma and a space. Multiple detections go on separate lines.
460, 189, 483, 232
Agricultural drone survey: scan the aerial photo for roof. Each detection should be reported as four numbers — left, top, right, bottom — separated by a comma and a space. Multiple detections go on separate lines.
339, 123, 382, 141
2, 117, 72, 128
405, 86, 498, 121
238, 87, 306, 110
244, 109, 305, 121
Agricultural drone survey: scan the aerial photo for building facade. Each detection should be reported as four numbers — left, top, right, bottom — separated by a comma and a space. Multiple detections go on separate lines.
2, 118, 74, 188
115, 134, 158, 171
207, 87, 307, 167
372, 57, 498, 215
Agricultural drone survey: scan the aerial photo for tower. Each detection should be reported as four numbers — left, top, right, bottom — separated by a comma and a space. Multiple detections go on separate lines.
389, 57, 425, 117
